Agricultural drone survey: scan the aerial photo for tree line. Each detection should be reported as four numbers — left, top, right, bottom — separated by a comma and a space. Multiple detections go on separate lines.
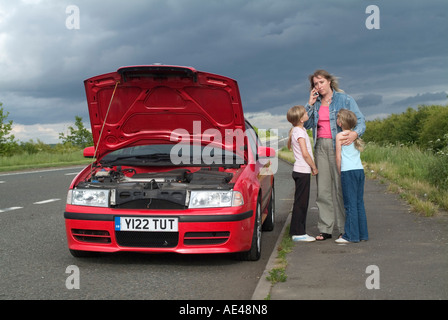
2, 102, 447, 157
362, 104, 448, 154
0, 102, 93, 156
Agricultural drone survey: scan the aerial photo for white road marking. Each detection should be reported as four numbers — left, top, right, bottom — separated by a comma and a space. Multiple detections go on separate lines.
0, 207, 23, 213
0, 166, 84, 177
0, 167, 79, 213
1, 199, 61, 213
33, 199, 61, 205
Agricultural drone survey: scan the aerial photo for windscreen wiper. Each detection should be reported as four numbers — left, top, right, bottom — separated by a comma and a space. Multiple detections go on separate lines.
101, 153, 172, 165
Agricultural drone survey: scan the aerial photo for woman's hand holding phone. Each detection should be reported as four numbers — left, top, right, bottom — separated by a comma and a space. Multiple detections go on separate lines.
308, 88, 319, 105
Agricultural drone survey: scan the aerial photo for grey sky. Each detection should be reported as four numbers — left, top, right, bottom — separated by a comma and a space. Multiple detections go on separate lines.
1, 0, 447, 143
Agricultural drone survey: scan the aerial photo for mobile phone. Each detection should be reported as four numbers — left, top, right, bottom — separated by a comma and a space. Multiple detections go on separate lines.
313, 92, 319, 96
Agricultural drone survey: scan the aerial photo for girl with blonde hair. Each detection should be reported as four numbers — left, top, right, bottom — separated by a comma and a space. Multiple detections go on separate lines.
335, 109, 368, 243
286, 105, 318, 242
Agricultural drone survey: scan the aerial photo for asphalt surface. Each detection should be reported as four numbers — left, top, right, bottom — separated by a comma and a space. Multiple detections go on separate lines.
253, 160, 448, 300
2, 160, 447, 301
0, 164, 292, 300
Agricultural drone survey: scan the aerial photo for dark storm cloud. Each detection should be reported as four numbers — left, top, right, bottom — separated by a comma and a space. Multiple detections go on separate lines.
393, 92, 448, 106
356, 94, 383, 108
0, 0, 447, 142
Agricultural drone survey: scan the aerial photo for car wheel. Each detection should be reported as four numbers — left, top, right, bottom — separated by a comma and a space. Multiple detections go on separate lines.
262, 185, 275, 231
237, 198, 262, 261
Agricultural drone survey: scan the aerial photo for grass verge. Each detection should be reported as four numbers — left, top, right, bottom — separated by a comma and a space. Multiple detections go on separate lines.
278, 145, 447, 216
0, 150, 92, 172
266, 225, 294, 286
362, 143, 448, 216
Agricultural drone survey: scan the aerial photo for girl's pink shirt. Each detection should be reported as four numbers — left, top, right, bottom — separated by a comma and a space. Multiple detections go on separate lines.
291, 126, 314, 173
317, 105, 332, 138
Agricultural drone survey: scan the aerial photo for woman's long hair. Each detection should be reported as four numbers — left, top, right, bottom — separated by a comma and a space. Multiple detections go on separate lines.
308, 69, 343, 93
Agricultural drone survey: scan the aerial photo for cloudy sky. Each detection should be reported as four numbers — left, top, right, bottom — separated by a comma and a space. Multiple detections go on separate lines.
1, 0, 447, 143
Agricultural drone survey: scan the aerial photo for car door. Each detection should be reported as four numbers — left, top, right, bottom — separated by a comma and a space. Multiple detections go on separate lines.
245, 121, 273, 212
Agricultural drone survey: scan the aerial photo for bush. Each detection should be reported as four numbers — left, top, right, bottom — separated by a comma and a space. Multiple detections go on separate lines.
19, 139, 52, 154
0, 105, 18, 156
363, 104, 448, 151
418, 107, 448, 151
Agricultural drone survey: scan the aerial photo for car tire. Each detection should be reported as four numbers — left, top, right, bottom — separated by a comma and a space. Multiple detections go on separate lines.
262, 185, 275, 232
236, 198, 262, 261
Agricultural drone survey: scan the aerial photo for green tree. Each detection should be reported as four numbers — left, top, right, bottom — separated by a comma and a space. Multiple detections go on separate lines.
363, 105, 448, 149
59, 116, 93, 148
418, 105, 448, 151
0, 103, 18, 156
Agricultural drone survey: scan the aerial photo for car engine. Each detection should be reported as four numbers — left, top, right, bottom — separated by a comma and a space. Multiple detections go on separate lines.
74, 167, 235, 209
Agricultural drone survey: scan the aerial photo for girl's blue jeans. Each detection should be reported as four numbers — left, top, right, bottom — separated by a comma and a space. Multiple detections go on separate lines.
341, 169, 369, 242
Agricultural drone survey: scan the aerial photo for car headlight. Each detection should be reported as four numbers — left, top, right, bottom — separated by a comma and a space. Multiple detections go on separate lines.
189, 190, 244, 208
68, 189, 110, 207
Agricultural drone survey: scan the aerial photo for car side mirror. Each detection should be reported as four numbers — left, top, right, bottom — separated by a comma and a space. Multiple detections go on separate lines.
257, 146, 275, 158
83, 146, 95, 158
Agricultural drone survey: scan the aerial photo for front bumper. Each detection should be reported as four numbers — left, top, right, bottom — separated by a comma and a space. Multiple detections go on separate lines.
64, 208, 254, 254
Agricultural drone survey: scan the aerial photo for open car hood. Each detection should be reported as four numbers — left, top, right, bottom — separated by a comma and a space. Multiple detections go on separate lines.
84, 65, 246, 159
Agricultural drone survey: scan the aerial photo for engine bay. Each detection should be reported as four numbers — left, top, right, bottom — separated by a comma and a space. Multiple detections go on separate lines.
74, 166, 237, 209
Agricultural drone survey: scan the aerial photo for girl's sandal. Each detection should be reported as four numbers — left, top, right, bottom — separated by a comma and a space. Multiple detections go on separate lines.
316, 233, 332, 241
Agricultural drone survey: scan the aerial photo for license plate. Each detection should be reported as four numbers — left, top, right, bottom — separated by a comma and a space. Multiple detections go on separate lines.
115, 217, 178, 232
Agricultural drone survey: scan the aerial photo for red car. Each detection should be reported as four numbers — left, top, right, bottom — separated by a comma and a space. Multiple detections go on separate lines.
64, 65, 275, 261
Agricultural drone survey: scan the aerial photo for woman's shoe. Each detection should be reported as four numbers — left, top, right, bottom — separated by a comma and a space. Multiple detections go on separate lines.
315, 233, 332, 241
292, 234, 316, 242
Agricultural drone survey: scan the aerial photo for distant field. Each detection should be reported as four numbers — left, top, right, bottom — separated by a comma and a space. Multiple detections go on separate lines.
0, 150, 91, 172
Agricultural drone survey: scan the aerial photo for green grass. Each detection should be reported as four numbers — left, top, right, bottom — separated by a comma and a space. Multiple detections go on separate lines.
0, 150, 92, 172
362, 143, 448, 216
278, 148, 295, 164
266, 225, 294, 286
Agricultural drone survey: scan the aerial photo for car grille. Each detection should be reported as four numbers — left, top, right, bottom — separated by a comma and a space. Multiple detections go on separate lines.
115, 199, 187, 210
72, 229, 111, 244
184, 232, 230, 245
115, 231, 178, 248
114, 199, 186, 210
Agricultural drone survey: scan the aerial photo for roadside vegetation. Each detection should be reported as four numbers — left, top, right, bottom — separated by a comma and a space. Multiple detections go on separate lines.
0, 102, 93, 172
266, 225, 294, 285
279, 104, 448, 217
0, 149, 91, 172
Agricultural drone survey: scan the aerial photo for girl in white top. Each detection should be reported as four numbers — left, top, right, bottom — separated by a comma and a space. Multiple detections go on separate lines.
287, 106, 318, 242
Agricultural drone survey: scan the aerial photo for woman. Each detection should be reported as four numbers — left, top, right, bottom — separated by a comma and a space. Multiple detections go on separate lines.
304, 70, 365, 241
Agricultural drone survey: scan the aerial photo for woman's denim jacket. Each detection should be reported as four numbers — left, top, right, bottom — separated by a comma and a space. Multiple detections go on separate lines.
304, 90, 366, 149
